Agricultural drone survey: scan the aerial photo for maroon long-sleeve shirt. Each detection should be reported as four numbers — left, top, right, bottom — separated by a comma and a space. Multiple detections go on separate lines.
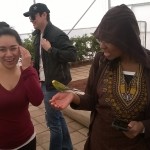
0, 66, 43, 149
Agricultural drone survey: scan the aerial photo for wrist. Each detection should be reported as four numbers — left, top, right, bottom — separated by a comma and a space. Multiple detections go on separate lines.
142, 128, 145, 133
139, 121, 145, 133
73, 93, 80, 105
47, 47, 52, 53
21, 65, 31, 71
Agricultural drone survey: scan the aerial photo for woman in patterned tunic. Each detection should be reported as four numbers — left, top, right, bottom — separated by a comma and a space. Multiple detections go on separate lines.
50, 4, 150, 150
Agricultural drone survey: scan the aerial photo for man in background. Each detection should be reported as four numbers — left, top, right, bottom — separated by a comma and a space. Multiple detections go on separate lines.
23, 3, 76, 150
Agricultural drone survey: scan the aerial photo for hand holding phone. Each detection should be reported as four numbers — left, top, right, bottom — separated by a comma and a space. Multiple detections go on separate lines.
112, 119, 129, 131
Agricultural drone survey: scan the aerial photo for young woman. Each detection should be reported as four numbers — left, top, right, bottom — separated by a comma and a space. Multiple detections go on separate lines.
0, 27, 43, 149
50, 4, 150, 150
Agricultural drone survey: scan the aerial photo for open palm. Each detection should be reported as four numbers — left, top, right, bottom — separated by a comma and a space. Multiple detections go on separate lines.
50, 92, 74, 110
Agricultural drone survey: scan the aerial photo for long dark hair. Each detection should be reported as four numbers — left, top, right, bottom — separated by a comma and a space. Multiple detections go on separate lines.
0, 27, 22, 45
0, 21, 10, 28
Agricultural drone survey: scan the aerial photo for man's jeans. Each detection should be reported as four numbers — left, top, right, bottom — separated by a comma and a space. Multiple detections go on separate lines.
42, 82, 73, 150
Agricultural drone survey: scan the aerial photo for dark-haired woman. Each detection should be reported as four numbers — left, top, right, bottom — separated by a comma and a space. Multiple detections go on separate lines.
0, 27, 43, 149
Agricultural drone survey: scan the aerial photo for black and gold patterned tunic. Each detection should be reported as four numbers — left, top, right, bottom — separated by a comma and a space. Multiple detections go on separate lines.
89, 62, 149, 150
101, 63, 148, 122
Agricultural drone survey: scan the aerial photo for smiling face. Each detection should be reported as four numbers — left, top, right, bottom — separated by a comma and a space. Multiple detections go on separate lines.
99, 41, 123, 60
0, 35, 20, 69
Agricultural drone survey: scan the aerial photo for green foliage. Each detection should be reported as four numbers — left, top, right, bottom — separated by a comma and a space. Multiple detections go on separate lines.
22, 35, 35, 60
71, 34, 101, 61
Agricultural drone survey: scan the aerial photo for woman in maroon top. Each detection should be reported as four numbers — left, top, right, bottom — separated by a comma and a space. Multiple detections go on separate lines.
0, 27, 43, 149
50, 4, 150, 150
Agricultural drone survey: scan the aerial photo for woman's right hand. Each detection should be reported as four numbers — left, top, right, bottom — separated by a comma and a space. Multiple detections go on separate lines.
19, 46, 32, 70
50, 92, 75, 110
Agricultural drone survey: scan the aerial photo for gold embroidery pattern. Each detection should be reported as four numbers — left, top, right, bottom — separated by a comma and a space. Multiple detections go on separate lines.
102, 63, 148, 122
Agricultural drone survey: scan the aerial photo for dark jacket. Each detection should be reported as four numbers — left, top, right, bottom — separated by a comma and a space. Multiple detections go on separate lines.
33, 22, 77, 90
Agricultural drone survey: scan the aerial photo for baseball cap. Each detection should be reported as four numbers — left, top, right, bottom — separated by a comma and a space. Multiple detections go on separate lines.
23, 3, 50, 17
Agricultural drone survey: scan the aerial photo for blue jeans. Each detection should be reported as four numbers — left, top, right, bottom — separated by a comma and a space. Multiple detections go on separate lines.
42, 83, 73, 150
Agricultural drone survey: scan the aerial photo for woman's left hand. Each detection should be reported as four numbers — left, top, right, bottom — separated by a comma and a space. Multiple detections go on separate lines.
123, 121, 144, 138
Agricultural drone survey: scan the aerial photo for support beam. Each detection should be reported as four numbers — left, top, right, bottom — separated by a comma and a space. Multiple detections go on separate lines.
67, 0, 96, 35
108, 0, 111, 9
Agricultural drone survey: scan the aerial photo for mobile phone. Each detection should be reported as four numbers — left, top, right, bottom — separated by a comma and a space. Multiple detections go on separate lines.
112, 119, 129, 131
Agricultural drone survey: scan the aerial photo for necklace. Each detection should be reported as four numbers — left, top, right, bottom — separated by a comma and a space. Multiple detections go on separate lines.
118, 63, 142, 105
